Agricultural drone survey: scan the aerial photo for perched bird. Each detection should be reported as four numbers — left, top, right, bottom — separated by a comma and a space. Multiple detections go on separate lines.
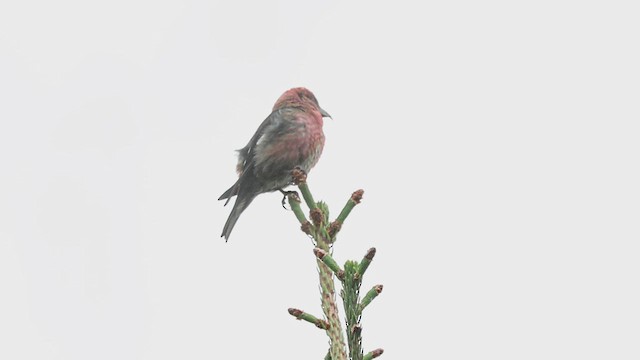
219, 87, 331, 241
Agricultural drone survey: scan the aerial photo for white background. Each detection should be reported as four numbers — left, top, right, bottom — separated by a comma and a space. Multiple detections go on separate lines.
1, 1, 638, 359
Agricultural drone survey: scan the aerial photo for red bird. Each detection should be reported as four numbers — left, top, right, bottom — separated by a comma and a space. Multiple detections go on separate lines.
219, 88, 331, 240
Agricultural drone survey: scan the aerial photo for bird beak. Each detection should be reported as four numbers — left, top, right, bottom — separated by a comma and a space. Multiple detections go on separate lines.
319, 107, 332, 119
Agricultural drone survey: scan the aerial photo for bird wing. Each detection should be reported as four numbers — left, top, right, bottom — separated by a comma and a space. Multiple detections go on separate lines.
235, 111, 277, 175
235, 107, 303, 177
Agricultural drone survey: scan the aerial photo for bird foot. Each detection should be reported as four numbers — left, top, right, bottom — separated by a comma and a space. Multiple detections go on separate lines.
279, 189, 299, 210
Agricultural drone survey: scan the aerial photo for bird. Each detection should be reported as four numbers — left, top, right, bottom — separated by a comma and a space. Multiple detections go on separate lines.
219, 87, 332, 241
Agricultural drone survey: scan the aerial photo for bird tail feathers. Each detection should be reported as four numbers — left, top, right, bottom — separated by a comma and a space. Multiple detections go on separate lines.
221, 192, 256, 241
218, 180, 240, 206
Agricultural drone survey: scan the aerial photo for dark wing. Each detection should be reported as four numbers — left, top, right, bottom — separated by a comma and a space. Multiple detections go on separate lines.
235, 107, 302, 176
219, 110, 284, 203
220, 106, 306, 204
235, 110, 277, 175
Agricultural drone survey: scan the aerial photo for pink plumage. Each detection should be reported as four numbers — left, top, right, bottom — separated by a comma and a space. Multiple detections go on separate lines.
219, 87, 331, 241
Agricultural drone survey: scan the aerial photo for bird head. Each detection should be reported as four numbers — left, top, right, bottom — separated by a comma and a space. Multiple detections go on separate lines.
273, 87, 332, 119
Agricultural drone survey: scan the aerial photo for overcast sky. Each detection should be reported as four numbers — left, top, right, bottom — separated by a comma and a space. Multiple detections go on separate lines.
1, 1, 639, 359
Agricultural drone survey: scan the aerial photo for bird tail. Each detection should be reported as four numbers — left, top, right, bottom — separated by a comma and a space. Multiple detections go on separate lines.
218, 180, 240, 206
221, 192, 256, 241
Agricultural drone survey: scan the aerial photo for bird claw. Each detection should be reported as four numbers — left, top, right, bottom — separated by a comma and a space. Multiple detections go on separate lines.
279, 189, 299, 210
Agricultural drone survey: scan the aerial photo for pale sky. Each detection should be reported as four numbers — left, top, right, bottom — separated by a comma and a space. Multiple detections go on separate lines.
1, 1, 639, 359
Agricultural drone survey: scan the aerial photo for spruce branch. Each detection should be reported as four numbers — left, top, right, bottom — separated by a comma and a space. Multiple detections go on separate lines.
286, 171, 383, 360
293, 175, 347, 360
342, 261, 363, 360
314, 248, 344, 278
336, 189, 364, 223
358, 248, 376, 277
291, 167, 317, 210
288, 308, 329, 330
287, 192, 308, 224
360, 285, 383, 312
287, 192, 313, 235
318, 258, 347, 360
363, 348, 384, 360
330, 189, 364, 241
